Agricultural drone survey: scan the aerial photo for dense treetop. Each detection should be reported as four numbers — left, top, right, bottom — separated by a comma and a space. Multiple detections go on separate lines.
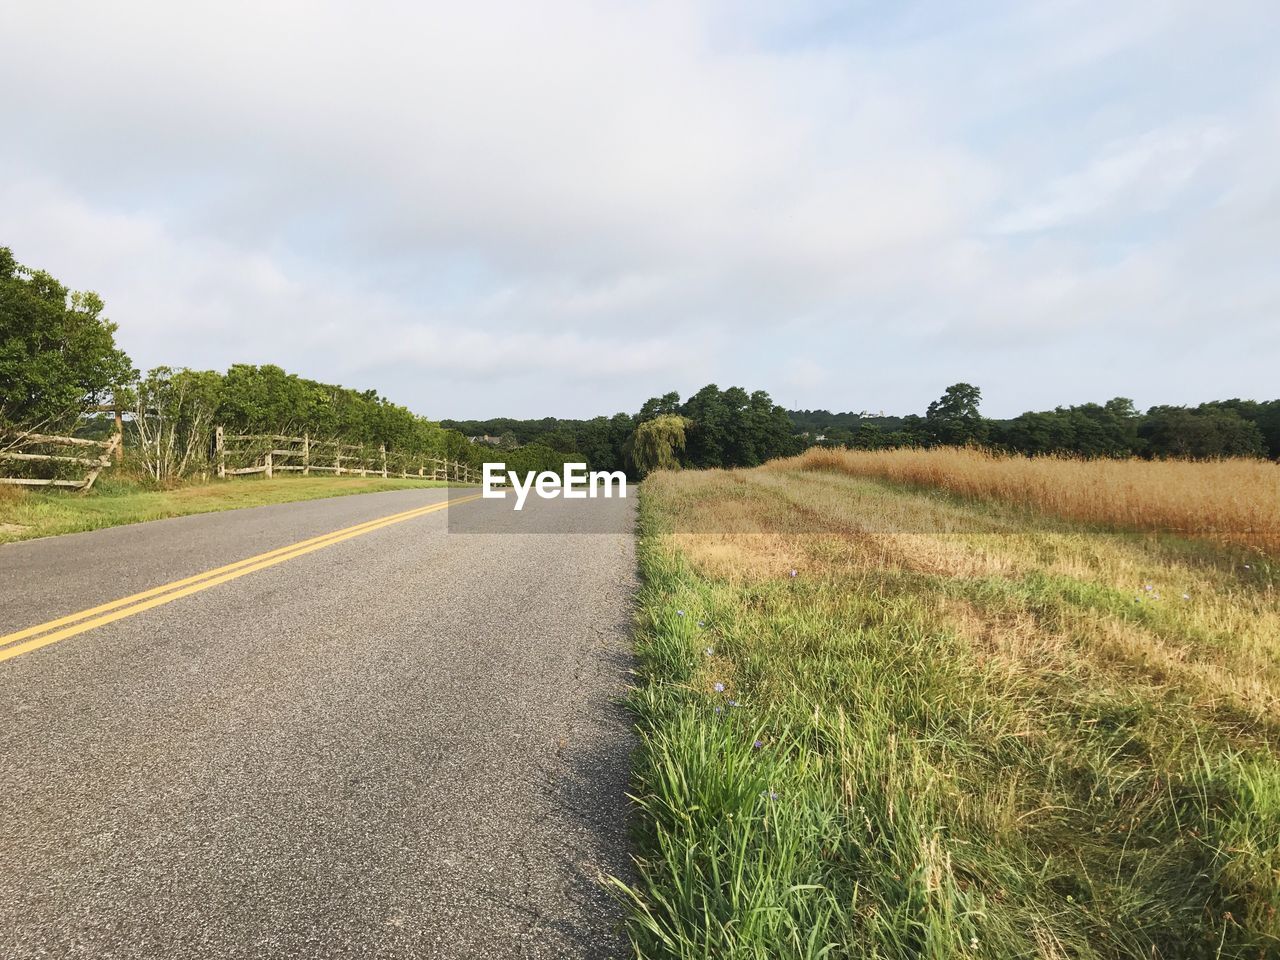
0, 246, 134, 432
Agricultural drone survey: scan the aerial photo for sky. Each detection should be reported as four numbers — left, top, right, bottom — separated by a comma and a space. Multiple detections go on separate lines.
2, 1, 1278, 420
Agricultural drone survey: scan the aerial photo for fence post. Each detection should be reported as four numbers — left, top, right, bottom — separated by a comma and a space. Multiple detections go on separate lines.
335, 450, 342, 476
215, 426, 225, 479
80, 433, 121, 493
113, 406, 124, 462
264, 450, 273, 479
380, 443, 387, 478
303, 433, 310, 476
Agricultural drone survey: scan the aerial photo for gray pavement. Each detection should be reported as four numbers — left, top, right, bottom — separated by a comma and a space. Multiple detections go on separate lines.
0, 488, 637, 959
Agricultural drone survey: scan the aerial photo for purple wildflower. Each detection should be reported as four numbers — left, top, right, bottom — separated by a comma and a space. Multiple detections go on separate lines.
714, 682, 725, 693
753, 739, 763, 749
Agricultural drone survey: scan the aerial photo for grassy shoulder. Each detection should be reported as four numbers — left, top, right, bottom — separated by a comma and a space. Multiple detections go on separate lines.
0, 474, 454, 544
617, 467, 1279, 959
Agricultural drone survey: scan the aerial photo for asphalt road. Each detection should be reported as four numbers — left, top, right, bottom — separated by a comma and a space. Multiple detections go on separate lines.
0, 488, 637, 959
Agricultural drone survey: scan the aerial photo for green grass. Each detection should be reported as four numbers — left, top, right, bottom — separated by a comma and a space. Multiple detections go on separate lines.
616, 468, 1280, 959
0, 473, 454, 544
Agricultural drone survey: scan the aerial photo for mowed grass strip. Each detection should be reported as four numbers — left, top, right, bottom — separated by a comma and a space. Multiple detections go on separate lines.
615, 467, 1280, 959
0, 474, 452, 544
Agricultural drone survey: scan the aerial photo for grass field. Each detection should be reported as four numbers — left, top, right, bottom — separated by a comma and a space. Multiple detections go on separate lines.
0, 474, 452, 544
618, 462, 1279, 959
784, 447, 1280, 553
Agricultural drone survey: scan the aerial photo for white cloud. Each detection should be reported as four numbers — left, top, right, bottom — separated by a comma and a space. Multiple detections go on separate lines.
993, 124, 1231, 234
0, 1, 1277, 417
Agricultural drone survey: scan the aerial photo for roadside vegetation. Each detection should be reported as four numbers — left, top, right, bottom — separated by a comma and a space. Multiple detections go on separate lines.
618, 459, 1280, 958
0, 473, 448, 545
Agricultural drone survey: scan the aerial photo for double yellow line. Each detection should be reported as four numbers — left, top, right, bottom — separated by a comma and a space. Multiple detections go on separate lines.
0, 494, 481, 665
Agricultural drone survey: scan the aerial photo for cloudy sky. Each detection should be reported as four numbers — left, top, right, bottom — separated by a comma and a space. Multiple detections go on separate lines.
2, 1, 1277, 419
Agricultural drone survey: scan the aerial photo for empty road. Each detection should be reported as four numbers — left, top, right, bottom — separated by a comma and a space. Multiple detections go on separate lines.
0, 488, 636, 959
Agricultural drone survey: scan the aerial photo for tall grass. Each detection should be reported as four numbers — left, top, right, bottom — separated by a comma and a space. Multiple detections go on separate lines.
777, 447, 1280, 550
617, 466, 1280, 958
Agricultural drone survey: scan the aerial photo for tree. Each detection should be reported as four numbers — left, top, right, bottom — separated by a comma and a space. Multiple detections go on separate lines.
132, 367, 223, 481
638, 391, 681, 422
648, 384, 801, 470
744, 389, 803, 464
925, 383, 987, 446
1201, 399, 1280, 459
0, 246, 134, 432
682, 384, 729, 468
627, 415, 689, 476
995, 398, 1139, 458
850, 422, 886, 449
1139, 406, 1265, 459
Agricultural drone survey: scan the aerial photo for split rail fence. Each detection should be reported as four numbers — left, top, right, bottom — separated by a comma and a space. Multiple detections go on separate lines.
0, 424, 473, 492
215, 429, 474, 483
0, 432, 122, 491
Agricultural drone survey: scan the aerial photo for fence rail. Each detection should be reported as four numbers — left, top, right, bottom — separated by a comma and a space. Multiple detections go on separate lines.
0, 432, 121, 491
215, 429, 473, 483
0, 423, 472, 492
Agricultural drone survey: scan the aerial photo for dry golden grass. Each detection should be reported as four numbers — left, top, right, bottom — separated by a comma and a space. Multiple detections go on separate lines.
777, 446, 1280, 551
632, 464, 1280, 955
648, 464, 1280, 727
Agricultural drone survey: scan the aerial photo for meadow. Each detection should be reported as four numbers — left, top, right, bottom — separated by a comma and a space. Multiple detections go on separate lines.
618, 455, 1279, 958
783, 447, 1280, 552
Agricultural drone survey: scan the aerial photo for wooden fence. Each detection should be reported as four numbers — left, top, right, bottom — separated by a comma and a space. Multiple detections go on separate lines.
0, 424, 472, 492
215, 429, 474, 483
0, 432, 122, 491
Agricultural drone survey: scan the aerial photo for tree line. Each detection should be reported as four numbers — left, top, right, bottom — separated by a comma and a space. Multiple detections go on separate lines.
795, 383, 1280, 460
444, 384, 803, 477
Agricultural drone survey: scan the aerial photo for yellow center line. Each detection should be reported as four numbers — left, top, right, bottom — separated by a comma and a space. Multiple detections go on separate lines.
0, 494, 481, 664
1, 501, 448, 647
